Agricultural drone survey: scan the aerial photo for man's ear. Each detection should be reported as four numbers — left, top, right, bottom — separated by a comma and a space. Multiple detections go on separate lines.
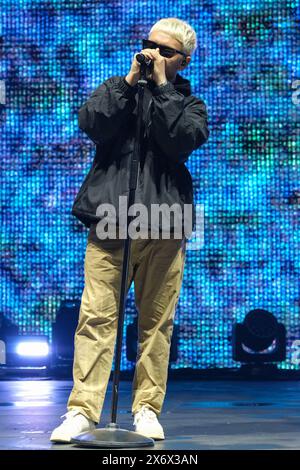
180, 56, 191, 70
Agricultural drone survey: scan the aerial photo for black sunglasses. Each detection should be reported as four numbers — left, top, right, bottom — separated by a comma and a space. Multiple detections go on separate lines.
142, 39, 187, 59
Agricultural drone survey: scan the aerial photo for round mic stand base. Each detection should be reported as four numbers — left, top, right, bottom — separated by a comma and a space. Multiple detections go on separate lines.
71, 423, 154, 448
71, 63, 155, 448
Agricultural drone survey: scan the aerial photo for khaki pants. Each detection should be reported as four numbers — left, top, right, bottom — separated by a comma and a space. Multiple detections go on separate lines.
67, 231, 187, 423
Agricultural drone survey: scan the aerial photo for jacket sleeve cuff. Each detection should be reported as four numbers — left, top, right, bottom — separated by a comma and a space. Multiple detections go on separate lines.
116, 76, 138, 97
152, 81, 175, 96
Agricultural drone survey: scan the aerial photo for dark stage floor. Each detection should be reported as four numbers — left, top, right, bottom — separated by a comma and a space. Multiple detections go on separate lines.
0, 379, 300, 450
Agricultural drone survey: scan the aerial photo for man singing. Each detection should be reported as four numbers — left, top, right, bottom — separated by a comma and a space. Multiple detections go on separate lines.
51, 17, 209, 443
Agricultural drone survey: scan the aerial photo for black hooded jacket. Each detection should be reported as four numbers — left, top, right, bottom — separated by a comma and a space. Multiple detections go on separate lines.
72, 73, 209, 234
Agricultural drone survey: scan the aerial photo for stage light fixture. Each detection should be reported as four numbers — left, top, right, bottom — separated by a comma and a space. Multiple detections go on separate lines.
4, 335, 50, 367
16, 341, 49, 358
232, 309, 286, 365
51, 299, 81, 369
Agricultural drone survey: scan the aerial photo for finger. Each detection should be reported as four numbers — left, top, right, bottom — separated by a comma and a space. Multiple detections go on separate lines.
150, 48, 161, 57
141, 49, 156, 58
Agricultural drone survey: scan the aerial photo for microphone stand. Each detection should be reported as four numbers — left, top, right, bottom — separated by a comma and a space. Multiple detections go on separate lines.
71, 61, 155, 448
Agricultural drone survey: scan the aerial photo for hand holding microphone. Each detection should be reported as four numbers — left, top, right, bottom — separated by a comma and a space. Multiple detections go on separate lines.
135, 53, 153, 68
125, 47, 167, 87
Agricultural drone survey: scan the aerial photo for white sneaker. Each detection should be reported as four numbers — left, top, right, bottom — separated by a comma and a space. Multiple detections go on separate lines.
50, 409, 96, 443
133, 405, 165, 440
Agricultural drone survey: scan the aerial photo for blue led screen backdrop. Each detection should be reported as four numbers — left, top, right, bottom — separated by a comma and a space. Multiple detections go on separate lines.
1, 1, 300, 369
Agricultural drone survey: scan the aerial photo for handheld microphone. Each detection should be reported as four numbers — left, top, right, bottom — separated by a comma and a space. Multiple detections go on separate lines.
136, 53, 153, 68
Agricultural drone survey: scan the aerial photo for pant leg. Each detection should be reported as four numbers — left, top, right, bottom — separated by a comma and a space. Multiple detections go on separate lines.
131, 236, 187, 417
67, 238, 134, 423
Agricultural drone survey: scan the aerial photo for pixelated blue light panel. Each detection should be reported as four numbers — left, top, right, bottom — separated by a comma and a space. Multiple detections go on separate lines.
1, 1, 300, 370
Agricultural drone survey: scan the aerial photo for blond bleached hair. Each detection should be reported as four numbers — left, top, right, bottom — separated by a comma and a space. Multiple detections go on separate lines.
149, 17, 197, 56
